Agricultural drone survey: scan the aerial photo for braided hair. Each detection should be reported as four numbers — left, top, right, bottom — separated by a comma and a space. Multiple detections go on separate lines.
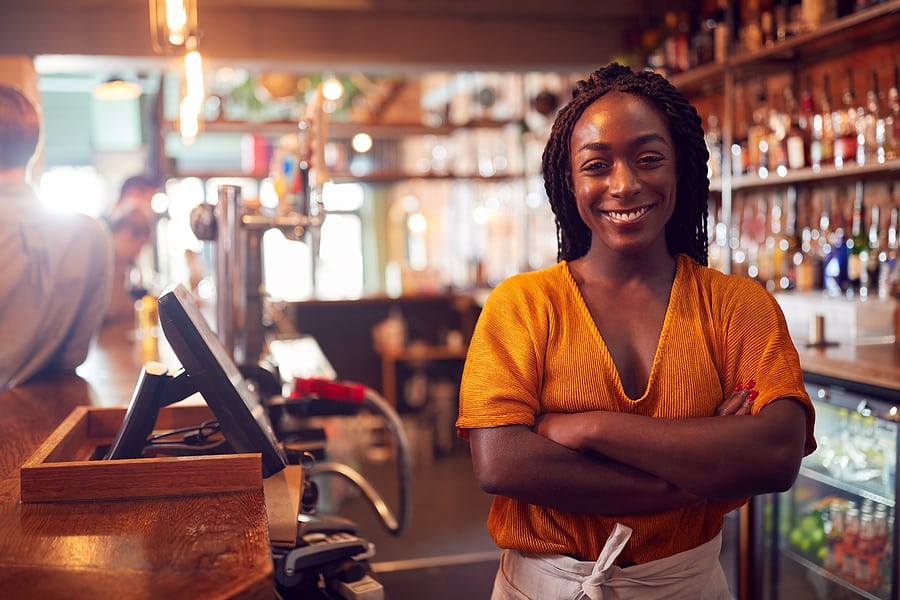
541, 63, 710, 265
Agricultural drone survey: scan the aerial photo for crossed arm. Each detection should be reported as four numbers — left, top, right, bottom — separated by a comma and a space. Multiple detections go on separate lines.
468, 386, 809, 516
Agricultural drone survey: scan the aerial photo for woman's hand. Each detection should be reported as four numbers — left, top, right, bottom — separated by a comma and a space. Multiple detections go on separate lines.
715, 380, 758, 416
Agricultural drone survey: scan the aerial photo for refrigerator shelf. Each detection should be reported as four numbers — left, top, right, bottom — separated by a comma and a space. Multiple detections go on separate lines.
782, 547, 889, 600
798, 465, 895, 508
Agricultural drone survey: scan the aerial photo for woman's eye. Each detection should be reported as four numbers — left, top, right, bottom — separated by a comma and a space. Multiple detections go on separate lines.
638, 154, 665, 165
582, 159, 609, 171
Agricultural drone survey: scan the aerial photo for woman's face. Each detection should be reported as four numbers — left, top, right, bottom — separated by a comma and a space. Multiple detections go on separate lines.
568, 91, 677, 258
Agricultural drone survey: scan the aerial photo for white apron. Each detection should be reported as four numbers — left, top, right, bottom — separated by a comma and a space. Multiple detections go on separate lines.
490, 523, 731, 600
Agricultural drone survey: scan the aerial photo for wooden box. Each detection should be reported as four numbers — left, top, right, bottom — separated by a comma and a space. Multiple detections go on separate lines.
20, 404, 263, 503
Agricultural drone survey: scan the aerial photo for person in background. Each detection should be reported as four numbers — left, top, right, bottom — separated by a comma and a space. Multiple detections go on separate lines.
103, 175, 159, 324
456, 63, 817, 599
0, 83, 113, 391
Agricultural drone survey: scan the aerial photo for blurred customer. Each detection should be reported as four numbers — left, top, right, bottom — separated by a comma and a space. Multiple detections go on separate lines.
103, 175, 160, 324
0, 84, 113, 390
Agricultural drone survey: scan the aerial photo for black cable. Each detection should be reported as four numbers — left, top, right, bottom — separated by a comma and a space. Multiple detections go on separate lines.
145, 419, 222, 447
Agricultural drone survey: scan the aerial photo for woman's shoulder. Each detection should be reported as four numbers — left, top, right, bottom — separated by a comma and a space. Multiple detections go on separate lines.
678, 254, 769, 296
677, 254, 780, 320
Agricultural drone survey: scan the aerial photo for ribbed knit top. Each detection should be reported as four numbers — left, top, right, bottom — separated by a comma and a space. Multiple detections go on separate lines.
457, 254, 815, 564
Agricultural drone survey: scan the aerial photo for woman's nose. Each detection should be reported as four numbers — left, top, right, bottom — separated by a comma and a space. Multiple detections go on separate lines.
608, 162, 639, 197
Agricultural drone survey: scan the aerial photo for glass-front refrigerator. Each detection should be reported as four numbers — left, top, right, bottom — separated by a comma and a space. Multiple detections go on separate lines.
760, 379, 899, 600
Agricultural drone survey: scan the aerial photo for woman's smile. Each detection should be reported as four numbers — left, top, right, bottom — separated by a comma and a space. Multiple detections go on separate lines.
601, 204, 652, 224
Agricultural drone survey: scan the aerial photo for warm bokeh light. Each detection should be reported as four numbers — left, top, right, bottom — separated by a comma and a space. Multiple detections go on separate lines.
321, 78, 344, 101
407, 212, 428, 233
165, 0, 188, 45
351, 132, 373, 153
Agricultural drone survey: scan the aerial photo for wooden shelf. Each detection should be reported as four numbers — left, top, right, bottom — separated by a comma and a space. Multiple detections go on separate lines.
669, 0, 900, 94
709, 159, 900, 193
172, 169, 530, 185
164, 117, 522, 140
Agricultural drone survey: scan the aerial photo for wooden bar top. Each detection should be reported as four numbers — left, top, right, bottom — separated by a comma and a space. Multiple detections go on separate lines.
0, 322, 275, 599
796, 342, 900, 397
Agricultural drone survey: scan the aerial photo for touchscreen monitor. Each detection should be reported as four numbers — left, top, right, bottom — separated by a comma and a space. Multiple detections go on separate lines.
157, 283, 287, 477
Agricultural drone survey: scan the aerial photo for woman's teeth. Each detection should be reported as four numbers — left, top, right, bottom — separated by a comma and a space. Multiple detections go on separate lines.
605, 206, 649, 222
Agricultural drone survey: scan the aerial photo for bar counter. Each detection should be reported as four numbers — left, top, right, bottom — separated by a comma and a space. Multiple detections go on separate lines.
0, 321, 275, 599
796, 342, 900, 397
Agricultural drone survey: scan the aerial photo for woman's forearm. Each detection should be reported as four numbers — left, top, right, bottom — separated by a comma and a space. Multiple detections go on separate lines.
538, 399, 808, 500
468, 425, 701, 514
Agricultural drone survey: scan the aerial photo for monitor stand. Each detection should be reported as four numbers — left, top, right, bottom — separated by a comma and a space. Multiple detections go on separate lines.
105, 361, 197, 460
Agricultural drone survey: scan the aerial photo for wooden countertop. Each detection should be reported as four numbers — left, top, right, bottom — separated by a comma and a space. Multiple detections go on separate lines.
0, 322, 275, 599
796, 341, 900, 397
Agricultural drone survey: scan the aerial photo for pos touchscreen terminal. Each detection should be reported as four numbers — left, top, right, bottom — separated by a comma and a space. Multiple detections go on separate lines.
107, 283, 287, 478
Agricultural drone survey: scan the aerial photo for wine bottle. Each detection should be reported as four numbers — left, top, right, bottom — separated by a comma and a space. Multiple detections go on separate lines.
846, 181, 868, 294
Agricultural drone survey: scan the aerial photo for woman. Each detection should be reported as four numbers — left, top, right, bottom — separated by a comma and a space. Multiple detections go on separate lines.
456, 63, 816, 599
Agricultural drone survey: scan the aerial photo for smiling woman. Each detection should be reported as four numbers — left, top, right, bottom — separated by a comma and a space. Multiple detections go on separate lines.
456, 63, 816, 599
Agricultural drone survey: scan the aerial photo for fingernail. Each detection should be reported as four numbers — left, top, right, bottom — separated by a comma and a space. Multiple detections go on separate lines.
733, 384, 743, 392
746, 390, 758, 401
744, 380, 756, 389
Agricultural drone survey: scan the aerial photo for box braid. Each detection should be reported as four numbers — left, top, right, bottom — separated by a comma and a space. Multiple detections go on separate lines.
541, 63, 710, 266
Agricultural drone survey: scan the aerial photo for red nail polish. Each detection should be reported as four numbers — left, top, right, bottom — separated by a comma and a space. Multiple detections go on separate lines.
744, 380, 756, 389
747, 390, 758, 401
733, 384, 743, 392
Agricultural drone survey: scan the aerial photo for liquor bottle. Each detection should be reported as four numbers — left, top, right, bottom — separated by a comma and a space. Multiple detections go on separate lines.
878, 203, 899, 299
822, 193, 849, 295
860, 69, 886, 165
798, 74, 817, 166
811, 74, 835, 170
865, 203, 881, 296
785, 86, 807, 170
747, 85, 771, 175
846, 182, 869, 294
661, 10, 689, 75
773, 187, 799, 290
705, 113, 723, 180
833, 68, 861, 168
712, 0, 731, 64
690, 4, 715, 68
886, 65, 900, 160
803, 193, 829, 292
739, 0, 764, 53
768, 88, 789, 174
757, 195, 778, 289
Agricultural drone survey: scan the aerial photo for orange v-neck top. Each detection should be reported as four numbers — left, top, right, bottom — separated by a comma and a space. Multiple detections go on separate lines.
457, 254, 815, 565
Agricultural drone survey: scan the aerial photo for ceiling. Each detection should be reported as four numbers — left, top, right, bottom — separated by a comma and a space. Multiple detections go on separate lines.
2, 0, 658, 75
6, 0, 662, 167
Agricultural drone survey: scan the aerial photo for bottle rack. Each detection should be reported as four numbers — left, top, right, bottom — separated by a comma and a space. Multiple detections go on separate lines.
667, 0, 900, 279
